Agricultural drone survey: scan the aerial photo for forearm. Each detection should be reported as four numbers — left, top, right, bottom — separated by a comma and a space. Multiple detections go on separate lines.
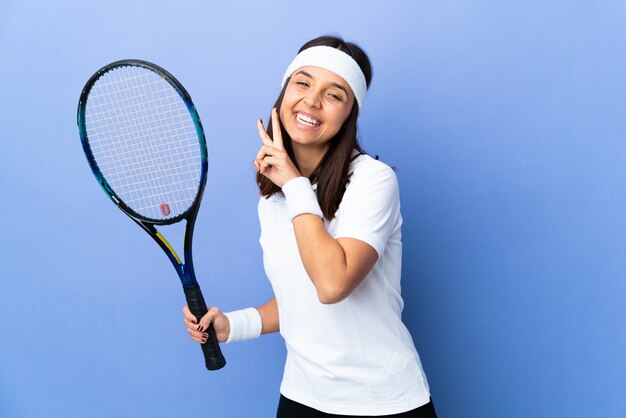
256, 297, 279, 334
282, 178, 378, 304
292, 214, 355, 304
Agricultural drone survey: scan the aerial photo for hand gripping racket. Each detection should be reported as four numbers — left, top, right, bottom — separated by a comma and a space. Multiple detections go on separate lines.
77, 59, 226, 370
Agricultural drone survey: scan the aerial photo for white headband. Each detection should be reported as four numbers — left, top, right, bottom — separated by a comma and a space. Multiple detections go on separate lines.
281, 45, 367, 114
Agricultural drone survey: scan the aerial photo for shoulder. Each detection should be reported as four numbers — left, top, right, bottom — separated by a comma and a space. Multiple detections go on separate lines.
347, 154, 398, 191
350, 153, 396, 178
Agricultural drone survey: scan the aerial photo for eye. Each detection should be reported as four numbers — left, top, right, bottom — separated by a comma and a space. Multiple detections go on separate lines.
327, 92, 343, 101
295, 81, 309, 88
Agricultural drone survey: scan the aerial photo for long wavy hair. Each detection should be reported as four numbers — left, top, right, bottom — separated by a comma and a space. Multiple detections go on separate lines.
256, 35, 373, 219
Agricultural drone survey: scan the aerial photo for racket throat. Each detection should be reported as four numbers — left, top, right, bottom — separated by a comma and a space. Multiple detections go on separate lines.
155, 231, 182, 264
142, 221, 199, 287
152, 227, 197, 286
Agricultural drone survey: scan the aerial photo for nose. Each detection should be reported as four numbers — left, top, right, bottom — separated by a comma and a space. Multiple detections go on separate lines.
303, 91, 321, 108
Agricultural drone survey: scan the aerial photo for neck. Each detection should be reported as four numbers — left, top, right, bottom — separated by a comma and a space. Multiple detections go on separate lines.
293, 143, 329, 177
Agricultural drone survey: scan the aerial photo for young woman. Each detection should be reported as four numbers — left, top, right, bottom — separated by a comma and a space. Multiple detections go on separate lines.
183, 35, 437, 418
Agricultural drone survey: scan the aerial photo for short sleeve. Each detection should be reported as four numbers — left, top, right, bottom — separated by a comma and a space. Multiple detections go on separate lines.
334, 160, 401, 257
258, 196, 270, 249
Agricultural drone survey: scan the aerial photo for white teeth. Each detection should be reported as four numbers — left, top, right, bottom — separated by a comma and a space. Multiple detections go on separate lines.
296, 113, 320, 127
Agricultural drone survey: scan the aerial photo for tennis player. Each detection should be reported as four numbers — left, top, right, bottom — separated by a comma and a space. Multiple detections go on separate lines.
183, 35, 437, 417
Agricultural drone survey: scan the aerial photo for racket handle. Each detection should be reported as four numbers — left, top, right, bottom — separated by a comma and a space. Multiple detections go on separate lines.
183, 283, 226, 371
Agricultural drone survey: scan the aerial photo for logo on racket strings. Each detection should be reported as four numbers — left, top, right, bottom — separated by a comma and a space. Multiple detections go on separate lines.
160, 202, 171, 216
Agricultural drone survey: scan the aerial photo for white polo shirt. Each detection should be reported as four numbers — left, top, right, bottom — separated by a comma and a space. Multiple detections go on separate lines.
258, 154, 431, 416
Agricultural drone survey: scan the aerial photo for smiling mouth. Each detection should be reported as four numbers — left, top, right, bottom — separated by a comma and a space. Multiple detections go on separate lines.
295, 112, 321, 127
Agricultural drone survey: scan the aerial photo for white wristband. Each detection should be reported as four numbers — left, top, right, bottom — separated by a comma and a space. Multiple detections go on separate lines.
224, 308, 262, 343
282, 177, 323, 221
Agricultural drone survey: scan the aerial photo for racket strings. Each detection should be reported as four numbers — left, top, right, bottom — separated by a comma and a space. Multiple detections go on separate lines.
88, 78, 170, 97
84, 65, 202, 220
88, 67, 196, 210
89, 128, 199, 168
86, 99, 196, 128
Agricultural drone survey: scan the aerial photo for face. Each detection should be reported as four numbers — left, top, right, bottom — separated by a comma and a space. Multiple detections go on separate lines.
279, 66, 355, 154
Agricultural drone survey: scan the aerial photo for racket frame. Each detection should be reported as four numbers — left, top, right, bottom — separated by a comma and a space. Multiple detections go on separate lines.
77, 59, 225, 370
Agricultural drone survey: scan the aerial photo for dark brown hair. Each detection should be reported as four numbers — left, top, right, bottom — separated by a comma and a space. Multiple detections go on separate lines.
256, 35, 373, 219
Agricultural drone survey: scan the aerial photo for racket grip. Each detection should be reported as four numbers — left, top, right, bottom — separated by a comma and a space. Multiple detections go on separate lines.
183, 283, 226, 371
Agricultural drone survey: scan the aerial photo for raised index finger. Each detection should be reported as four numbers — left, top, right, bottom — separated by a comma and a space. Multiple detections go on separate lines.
257, 118, 274, 147
271, 107, 284, 150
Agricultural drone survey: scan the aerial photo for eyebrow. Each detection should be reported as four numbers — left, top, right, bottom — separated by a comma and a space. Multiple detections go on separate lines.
294, 70, 349, 96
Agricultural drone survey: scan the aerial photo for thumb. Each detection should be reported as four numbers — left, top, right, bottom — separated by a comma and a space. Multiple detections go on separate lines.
198, 307, 219, 333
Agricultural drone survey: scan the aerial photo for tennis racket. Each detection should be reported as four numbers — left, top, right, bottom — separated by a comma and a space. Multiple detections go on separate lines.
77, 59, 226, 371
